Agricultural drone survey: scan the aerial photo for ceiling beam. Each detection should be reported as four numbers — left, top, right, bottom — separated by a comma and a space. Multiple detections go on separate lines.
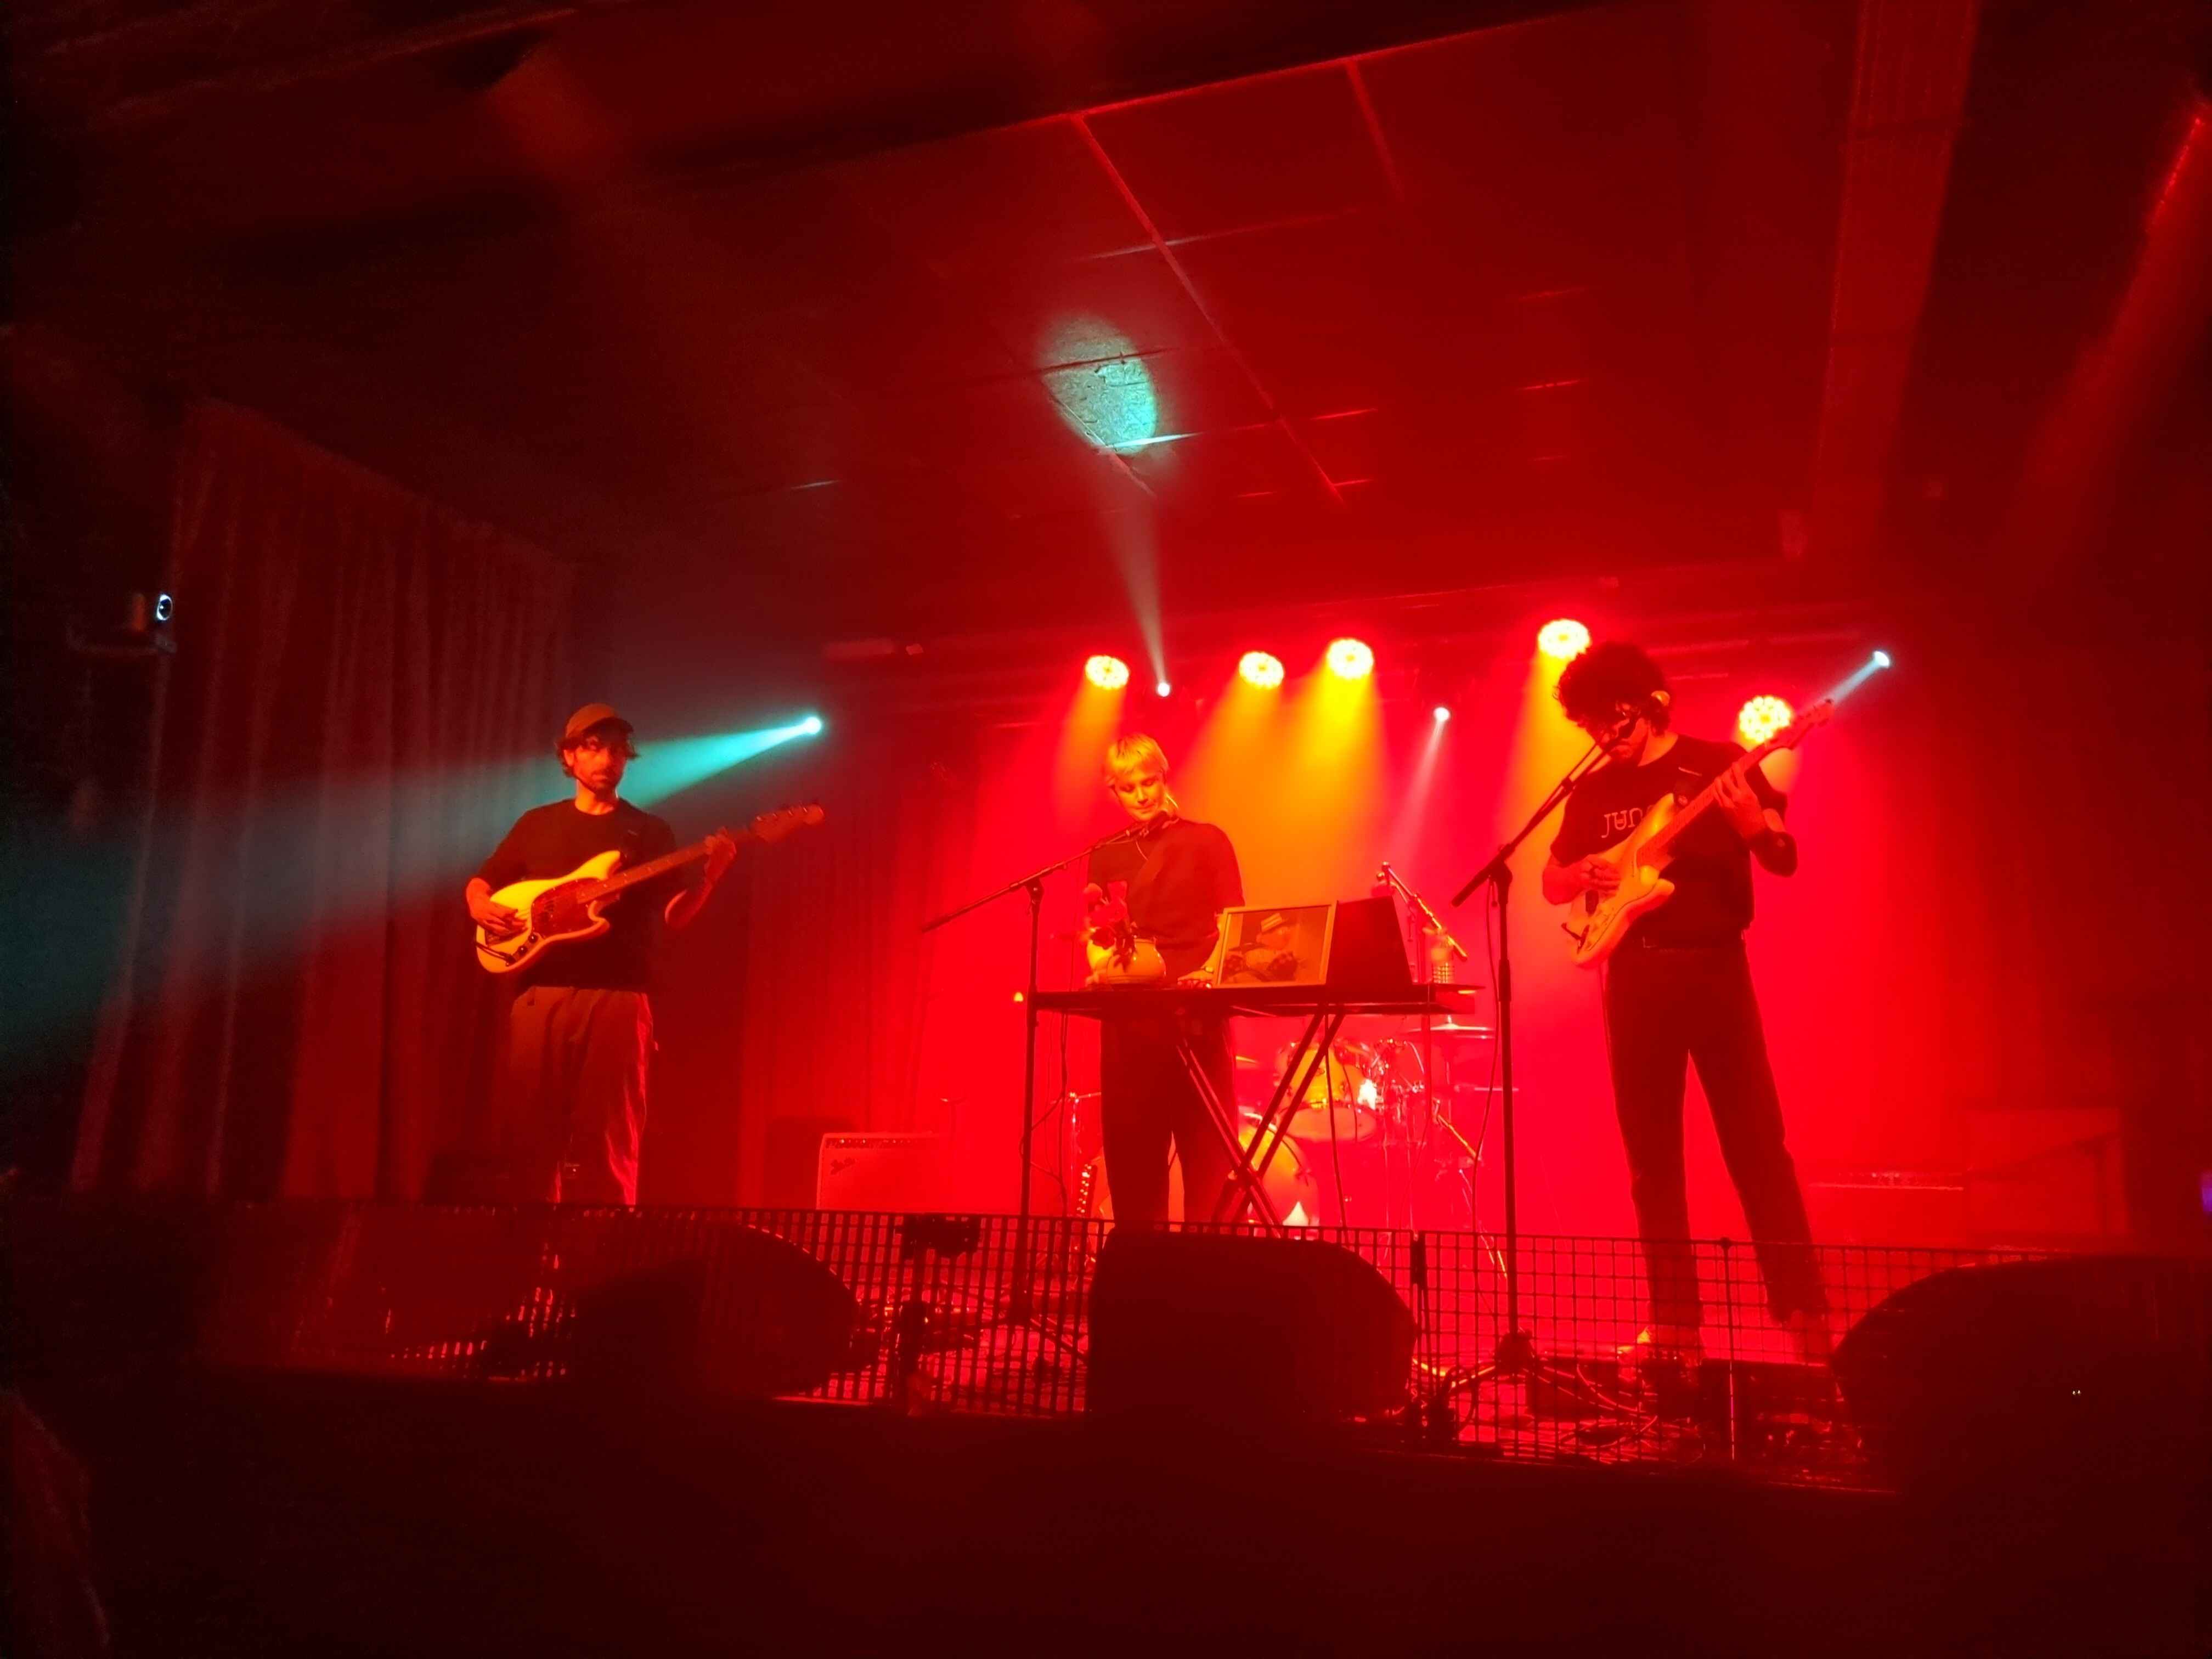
1807, 0, 1981, 563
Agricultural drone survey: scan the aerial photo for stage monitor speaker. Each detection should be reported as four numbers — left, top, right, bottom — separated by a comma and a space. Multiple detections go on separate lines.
9, 1200, 857, 1401
1087, 1229, 1414, 1421
568, 1223, 856, 1398
1832, 1256, 2211, 1494
816, 1132, 947, 1211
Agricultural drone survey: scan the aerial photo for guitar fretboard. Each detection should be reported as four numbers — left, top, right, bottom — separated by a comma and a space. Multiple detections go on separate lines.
1645, 729, 1795, 856
565, 806, 820, 904
575, 839, 717, 903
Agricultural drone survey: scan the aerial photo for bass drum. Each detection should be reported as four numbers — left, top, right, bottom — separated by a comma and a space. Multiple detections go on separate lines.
1075, 1122, 1317, 1227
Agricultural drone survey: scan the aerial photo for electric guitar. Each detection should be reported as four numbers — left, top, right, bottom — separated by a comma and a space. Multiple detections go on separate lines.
473, 804, 823, 975
1563, 701, 1831, 969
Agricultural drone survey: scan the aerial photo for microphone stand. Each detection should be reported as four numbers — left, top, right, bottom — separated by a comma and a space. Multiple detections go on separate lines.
1379, 860, 1470, 981
921, 825, 1136, 1322
1375, 861, 1468, 1228
1448, 735, 1609, 1386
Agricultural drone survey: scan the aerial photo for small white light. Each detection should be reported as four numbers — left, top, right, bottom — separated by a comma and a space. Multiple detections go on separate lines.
801, 715, 825, 736
1155, 680, 1172, 697
1432, 706, 1452, 723
1871, 650, 1892, 669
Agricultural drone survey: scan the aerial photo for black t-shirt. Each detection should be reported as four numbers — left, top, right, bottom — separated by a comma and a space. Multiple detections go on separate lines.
1088, 816, 1244, 980
1549, 734, 1785, 946
477, 799, 694, 990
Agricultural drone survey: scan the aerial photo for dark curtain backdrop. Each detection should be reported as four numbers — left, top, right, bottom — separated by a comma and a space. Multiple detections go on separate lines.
74, 403, 575, 1199
645, 725, 1001, 1207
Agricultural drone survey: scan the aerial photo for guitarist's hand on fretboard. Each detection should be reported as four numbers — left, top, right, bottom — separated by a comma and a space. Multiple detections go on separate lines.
702, 829, 741, 883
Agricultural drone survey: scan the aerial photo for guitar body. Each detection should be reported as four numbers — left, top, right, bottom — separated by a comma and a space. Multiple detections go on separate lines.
472, 803, 825, 977
1566, 794, 1680, 969
474, 851, 623, 975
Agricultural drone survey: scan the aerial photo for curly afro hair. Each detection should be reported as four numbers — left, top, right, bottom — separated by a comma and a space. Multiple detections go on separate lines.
1554, 640, 1672, 732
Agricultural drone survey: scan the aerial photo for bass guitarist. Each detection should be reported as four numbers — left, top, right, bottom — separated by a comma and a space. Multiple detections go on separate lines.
465, 703, 737, 1204
1541, 643, 1828, 1364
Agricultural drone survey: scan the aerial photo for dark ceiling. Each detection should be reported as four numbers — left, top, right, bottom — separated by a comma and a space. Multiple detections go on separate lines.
9, 0, 2209, 650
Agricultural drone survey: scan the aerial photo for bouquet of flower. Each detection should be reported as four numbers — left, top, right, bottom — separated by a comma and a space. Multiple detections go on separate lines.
1083, 881, 1164, 984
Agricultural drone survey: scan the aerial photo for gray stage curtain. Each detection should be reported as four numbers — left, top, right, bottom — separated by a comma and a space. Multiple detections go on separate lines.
74, 403, 575, 1198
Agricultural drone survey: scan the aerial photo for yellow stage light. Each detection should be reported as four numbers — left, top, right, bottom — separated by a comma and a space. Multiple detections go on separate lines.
1325, 637, 1374, 680
1537, 619, 1590, 661
1736, 695, 1795, 747
1085, 654, 1131, 690
1238, 651, 1285, 690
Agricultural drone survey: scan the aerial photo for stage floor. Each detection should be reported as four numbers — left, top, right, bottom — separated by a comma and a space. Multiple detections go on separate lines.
36, 1372, 2208, 1659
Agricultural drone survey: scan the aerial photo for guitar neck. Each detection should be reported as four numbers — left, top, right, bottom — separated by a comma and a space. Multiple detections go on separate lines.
1647, 735, 1788, 856
580, 838, 718, 902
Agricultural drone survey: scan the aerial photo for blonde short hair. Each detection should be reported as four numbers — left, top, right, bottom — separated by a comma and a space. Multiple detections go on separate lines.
1104, 732, 1182, 816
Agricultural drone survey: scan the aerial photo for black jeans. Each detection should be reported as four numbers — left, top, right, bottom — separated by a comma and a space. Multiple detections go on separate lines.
1602, 940, 1824, 1328
1101, 1011, 1238, 1226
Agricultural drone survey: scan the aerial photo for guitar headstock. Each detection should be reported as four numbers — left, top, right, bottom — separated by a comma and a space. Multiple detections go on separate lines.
744, 803, 826, 845
1772, 698, 1834, 751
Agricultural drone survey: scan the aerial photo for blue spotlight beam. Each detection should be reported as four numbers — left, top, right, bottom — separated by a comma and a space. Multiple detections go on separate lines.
1820, 651, 1894, 707
627, 716, 824, 806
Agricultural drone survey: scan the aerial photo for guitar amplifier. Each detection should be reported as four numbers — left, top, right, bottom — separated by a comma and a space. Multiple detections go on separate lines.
815, 1132, 949, 1212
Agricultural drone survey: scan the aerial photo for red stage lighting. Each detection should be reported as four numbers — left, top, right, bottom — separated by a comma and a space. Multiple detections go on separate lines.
1238, 651, 1285, 690
1085, 654, 1131, 691
1325, 638, 1375, 680
1737, 695, 1794, 747
1537, 619, 1590, 661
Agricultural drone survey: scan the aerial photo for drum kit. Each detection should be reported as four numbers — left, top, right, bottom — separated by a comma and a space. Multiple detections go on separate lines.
1065, 1018, 1497, 1228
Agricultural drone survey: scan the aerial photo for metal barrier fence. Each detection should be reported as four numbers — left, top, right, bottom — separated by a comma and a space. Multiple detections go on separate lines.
12, 1200, 2044, 1488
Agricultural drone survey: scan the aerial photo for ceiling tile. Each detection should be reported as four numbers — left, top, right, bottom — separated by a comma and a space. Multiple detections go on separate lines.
833, 118, 1150, 271
1086, 65, 1392, 241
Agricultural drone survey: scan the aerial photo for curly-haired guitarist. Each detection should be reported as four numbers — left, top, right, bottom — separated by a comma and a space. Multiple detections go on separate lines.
1542, 642, 1828, 1363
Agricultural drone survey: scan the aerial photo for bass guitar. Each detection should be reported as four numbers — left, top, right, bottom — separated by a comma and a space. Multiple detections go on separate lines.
1564, 701, 1831, 968
474, 803, 823, 975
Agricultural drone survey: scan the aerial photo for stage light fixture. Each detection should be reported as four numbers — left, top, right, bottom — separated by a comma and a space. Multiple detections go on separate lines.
1537, 619, 1590, 661
154, 592, 175, 624
1239, 651, 1285, 690
800, 715, 825, 736
1872, 650, 1892, 669
1736, 695, 1794, 747
1432, 706, 1452, 724
1325, 637, 1374, 680
1085, 654, 1131, 691
1155, 680, 1172, 698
